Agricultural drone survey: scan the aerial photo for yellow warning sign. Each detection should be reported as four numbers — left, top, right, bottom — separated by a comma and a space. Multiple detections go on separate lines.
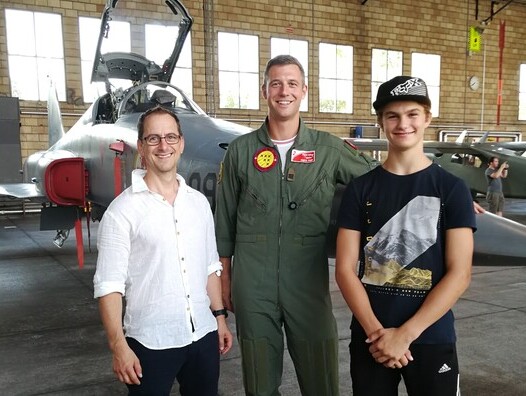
469, 26, 482, 52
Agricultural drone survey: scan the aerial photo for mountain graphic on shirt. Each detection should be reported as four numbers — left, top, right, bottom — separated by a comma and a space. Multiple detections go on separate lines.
362, 196, 439, 289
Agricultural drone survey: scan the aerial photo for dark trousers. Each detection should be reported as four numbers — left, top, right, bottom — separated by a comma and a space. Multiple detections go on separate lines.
350, 340, 460, 396
126, 330, 219, 396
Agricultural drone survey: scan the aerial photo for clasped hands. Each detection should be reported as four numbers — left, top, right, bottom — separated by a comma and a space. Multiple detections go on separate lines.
366, 327, 414, 369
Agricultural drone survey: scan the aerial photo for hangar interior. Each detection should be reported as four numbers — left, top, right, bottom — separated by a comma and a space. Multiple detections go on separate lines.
1, 2, 526, 395
0, 0, 526, 160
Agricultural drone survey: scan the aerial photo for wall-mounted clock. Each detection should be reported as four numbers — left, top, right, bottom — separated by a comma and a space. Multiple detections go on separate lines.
469, 75, 480, 91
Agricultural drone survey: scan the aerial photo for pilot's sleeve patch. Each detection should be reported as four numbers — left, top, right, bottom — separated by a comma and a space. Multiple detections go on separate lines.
218, 161, 224, 184
344, 139, 359, 151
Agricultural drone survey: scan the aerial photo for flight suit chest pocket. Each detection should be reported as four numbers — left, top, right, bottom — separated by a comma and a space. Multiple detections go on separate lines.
291, 171, 333, 234
237, 185, 268, 228
294, 170, 330, 208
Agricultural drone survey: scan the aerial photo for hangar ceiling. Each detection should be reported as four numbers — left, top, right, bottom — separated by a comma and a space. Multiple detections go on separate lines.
479, 0, 524, 24
359, 0, 524, 24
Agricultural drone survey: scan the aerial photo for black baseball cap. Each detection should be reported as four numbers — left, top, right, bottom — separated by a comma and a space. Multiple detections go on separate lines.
373, 76, 431, 111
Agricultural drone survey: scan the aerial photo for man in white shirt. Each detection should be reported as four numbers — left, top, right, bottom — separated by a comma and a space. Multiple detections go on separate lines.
94, 105, 232, 395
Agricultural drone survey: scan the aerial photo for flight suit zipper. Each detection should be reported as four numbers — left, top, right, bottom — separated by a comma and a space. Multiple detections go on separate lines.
277, 153, 286, 310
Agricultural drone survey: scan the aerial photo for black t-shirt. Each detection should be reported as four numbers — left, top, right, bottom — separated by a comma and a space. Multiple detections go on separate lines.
338, 163, 476, 344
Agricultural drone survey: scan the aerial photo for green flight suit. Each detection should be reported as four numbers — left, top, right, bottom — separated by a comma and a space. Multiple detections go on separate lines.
215, 119, 376, 396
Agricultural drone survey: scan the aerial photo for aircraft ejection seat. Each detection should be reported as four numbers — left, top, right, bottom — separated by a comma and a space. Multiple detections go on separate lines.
133, 89, 176, 113
92, 93, 116, 124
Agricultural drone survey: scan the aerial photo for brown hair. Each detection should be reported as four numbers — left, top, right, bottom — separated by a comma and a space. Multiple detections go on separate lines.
263, 54, 306, 87
137, 105, 182, 140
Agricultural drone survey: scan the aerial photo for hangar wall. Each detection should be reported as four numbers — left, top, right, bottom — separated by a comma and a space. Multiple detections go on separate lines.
0, 0, 525, 163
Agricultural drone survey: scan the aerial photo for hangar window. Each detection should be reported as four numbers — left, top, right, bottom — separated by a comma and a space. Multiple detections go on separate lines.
519, 64, 526, 120
146, 25, 193, 99
319, 43, 353, 114
271, 38, 309, 112
218, 32, 259, 109
371, 48, 403, 113
412, 52, 441, 117
5, 9, 66, 101
79, 17, 131, 103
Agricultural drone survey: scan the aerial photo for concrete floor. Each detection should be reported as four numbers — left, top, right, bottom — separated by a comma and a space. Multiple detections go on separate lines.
1, 206, 525, 395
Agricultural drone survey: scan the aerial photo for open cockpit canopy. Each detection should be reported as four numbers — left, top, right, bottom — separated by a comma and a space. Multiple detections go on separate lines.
91, 0, 192, 87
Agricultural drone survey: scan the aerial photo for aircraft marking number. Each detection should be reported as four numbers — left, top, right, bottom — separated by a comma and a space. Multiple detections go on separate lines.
188, 172, 217, 211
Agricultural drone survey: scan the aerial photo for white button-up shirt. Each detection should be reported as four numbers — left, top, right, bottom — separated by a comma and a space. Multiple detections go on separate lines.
94, 169, 222, 349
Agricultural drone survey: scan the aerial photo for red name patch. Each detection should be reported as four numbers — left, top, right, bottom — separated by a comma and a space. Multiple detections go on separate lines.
291, 149, 315, 163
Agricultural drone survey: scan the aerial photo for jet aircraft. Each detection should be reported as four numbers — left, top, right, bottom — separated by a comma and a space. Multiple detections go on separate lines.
0, 0, 251, 266
348, 134, 526, 199
1, 0, 525, 268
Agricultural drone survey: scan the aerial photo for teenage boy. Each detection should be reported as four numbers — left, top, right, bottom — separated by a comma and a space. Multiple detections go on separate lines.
336, 76, 476, 396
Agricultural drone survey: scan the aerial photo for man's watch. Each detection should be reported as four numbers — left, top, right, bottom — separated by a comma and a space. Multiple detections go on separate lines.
212, 308, 228, 318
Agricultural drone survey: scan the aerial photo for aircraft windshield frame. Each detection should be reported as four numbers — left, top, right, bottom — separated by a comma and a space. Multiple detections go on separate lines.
118, 81, 206, 118
91, 0, 193, 86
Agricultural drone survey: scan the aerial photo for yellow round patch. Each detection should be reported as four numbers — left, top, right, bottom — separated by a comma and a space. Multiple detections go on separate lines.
253, 147, 278, 172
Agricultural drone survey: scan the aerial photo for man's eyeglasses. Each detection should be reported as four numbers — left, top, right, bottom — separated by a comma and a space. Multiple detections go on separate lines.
142, 133, 181, 146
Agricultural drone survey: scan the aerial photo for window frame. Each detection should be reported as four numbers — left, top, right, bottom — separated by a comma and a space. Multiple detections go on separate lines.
319, 42, 354, 114
5, 9, 66, 101
519, 64, 526, 121
217, 32, 260, 110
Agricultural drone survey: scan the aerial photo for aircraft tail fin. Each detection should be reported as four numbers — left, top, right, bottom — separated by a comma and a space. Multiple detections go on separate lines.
478, 131, 490, 143
455, 130, 467, 144
48, 81, 65, 147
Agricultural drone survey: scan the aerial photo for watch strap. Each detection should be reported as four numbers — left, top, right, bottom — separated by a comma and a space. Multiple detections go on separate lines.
212, 308, 228, 318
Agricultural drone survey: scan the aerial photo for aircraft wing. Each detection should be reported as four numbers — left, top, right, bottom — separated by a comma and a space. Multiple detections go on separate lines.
474, 211, 526, 266
493, 141, 526, 152
421, 141, 483, 155
345, 138, 388, 151
347, 138, 518, 157
0, 183, 45, 199
346, 138, 480, 154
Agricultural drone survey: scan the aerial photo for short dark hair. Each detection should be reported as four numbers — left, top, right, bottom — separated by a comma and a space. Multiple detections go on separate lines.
263, 54, 306, 87
137, 105, 182, 140
489, 156, 499, 164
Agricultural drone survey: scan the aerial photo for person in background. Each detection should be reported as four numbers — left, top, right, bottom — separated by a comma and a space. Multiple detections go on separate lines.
336, 76, 476, 396
94, 105, 232, 396
485, 156, 508, 216
215, 54, 377, 395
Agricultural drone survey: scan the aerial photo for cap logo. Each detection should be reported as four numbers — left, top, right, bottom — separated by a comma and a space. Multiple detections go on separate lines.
390, 78, 426, 97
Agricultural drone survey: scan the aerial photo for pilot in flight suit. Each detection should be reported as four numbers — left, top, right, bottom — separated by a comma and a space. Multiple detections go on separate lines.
215, 118, 376, 395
